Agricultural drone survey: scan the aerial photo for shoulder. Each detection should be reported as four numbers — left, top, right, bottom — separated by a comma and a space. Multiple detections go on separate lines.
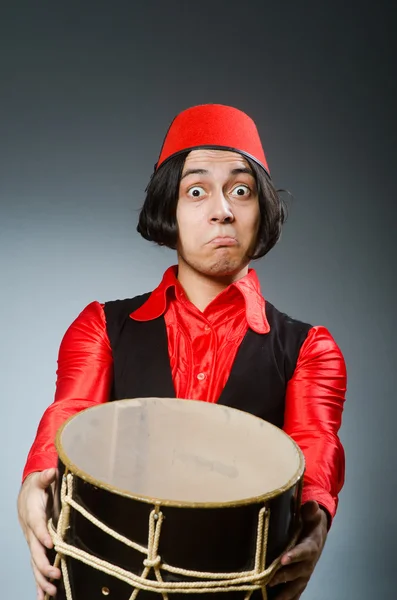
62, 300, 106, 333
59, 301, 110, 349
265, 301, 313, 341
299, 325, 346, 368
265, 302, 346, 376
63, 293, 153, 338
265, 301, 343, 351
103, 293, 152, 326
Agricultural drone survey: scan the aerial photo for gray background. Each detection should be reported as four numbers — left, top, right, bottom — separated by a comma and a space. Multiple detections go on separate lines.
1, 1, 396, 597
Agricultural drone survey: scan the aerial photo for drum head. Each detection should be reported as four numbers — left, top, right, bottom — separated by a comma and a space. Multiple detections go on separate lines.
57, 397, 304, 506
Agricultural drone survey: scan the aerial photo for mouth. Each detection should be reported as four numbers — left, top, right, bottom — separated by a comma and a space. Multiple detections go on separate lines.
208, 236, 238, 246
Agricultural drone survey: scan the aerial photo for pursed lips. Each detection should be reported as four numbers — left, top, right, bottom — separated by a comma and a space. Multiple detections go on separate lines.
207, 236, 238, 246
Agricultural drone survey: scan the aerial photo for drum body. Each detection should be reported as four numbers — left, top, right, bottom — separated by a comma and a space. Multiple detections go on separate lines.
47, 398, 304, 600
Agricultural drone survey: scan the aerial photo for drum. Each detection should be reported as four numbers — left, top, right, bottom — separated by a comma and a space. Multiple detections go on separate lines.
46, 397, 305, 600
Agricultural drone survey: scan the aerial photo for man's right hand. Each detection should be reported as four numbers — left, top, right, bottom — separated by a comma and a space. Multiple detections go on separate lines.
17, 468, 62, 599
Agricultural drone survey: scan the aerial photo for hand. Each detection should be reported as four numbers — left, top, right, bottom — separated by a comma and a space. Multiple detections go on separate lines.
268, 501, 328, 599
17, 468, 62, 599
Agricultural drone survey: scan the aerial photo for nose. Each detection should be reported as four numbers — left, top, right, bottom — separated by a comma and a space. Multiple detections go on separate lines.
208, 190, 234, 224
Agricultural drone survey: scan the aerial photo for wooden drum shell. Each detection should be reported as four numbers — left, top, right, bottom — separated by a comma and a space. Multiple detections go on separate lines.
47, 398, 305, 600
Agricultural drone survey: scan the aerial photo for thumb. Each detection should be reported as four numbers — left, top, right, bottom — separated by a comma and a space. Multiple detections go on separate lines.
38, 468, 57, 489
301, 500, 320, 520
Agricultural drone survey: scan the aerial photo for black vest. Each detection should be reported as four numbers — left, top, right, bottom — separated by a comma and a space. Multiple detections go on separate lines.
103, 294, 312, 429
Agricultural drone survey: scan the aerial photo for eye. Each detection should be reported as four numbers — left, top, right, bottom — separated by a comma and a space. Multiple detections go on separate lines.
231, 185, 250, 197
187, 186, 206, 198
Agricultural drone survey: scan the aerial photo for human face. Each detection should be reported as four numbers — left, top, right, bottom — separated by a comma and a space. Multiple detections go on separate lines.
176, 149, 260, 278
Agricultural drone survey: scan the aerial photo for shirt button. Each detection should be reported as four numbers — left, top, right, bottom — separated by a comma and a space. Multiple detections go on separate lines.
197, 372, 206, 381
204, 325, 210, 332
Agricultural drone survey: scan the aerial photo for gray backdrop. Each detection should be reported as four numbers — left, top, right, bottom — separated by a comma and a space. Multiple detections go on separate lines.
1, 1, 396, 597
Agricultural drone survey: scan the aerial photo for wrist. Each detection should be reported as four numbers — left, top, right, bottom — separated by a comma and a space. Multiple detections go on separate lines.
319, 505, 331, 532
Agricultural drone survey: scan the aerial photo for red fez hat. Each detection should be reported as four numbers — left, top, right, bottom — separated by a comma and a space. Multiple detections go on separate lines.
155, 104, 270, 176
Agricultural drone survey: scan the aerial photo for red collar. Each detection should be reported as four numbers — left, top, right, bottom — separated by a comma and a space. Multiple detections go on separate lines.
131, 266, 270, 334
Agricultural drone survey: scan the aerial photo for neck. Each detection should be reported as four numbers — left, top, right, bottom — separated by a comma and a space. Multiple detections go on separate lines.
176, 258, 249, 312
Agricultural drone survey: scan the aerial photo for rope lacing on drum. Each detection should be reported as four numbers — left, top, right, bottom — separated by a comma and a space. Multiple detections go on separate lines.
45, 472, 300, 600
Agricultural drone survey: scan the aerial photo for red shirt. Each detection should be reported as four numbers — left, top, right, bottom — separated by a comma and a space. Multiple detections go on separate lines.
23, 266, 347, 523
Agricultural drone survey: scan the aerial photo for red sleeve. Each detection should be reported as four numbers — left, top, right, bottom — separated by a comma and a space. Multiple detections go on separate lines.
22, 301, 113, 482
283, 326, 347, 526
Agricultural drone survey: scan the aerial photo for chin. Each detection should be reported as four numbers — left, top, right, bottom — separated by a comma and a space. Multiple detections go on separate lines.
178, 248, 250, 279
201, 256, 249, 278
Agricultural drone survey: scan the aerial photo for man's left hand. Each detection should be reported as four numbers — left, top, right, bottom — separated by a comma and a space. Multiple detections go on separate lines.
268, 500, 328, 599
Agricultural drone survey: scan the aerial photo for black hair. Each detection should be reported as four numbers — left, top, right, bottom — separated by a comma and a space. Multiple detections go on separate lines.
137, 151, 288, 260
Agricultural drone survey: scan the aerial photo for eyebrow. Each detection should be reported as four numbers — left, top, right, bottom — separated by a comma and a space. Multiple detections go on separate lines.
180, 167, 254, 180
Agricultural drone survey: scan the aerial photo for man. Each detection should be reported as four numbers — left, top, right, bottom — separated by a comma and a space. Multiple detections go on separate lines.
17, 104, 347, 600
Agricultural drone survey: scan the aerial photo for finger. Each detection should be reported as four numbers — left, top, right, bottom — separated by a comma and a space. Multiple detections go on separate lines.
36, 585, 44, 600
280, 538, 315, 566
28, 513, 53, 550
268, 563, 311, 587
301, 500, 319, 516
29, 533, 61, 580
37, 584, 45, 600
300, 501, 322, 528
31, 561, 58, 598
269, 566, 288, 587
38, 469, 57, 490
25, 494, 54, 550
272, 577, 306, 600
